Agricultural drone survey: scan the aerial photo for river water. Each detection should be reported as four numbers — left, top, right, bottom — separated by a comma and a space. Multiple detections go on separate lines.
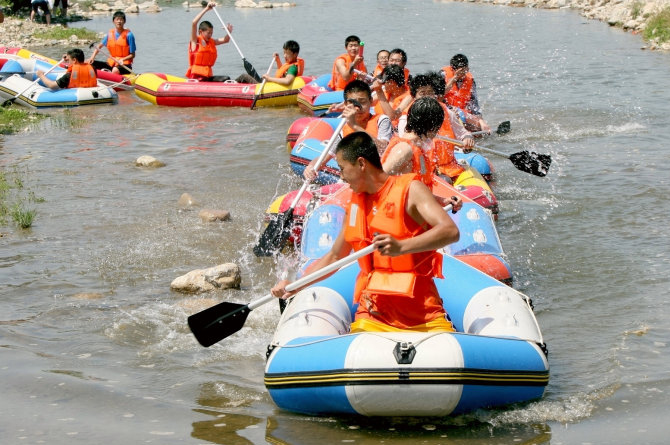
1, 1, 669, 443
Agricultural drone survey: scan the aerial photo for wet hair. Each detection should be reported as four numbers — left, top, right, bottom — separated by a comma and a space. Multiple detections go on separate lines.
405, 97, 444, 137
199, 20, 213, 32
450, 54, 469, 69
389, 48, 407, 64
381, 64, 405, 87
409, 73, 437, 98
113, 11, 126, 21
344, 79, 372, 100
283, 40, 300, 54
427, 71, 446, 97
335, 131, 383, 170
344, 35, 361, 46
67, 48, 86, 63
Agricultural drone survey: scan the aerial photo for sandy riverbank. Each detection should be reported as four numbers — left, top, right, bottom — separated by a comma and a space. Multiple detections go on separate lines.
1, 0, 669, 49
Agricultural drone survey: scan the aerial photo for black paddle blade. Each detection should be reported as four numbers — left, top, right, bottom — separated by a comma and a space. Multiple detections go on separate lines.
188, 301, 251, 347
243, 59, 262, 82
496, 121, 511, 135
509, 151, 552, 177
253, 209, 294, 257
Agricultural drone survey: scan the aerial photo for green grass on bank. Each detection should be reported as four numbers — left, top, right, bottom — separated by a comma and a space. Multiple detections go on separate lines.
33, 26, 99, 41
643, 7, 670, 44
0, 167, 44, 229
0, 107, 45, 135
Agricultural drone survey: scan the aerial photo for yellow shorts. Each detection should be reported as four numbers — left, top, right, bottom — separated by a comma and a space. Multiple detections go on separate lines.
350, 316, 455, 333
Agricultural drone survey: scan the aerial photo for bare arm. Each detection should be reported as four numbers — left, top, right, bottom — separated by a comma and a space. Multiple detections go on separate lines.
382, 141, 413, 176
374, 180, 459, 257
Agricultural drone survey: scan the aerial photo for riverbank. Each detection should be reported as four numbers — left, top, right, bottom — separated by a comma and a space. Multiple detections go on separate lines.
444, 0, 670, 50
1, 0, 669, 49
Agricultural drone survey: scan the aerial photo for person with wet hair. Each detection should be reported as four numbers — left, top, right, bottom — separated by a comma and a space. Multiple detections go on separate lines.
381, 97, 444, 185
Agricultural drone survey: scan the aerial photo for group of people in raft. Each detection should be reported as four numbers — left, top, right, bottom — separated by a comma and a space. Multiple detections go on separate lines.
267, 35, 497, 333
34, 4, 495, 334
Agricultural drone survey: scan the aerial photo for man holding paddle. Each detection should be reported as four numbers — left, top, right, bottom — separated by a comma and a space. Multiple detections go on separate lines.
186, 2, 234, 82
272, 132, 462, 333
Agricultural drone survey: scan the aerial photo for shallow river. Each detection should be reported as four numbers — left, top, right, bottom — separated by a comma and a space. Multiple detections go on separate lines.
2, 1, 670, 443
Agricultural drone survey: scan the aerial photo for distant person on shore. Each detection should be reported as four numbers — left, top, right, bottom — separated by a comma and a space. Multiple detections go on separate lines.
327, 35, 367, 91
37, 48, 97, 90
442, 54, 491, 133
30, 0, 51, 25
236, 40, 304, 85
185, 2, 234, 82
87, 11, 136, 75
52, 0, 67, 18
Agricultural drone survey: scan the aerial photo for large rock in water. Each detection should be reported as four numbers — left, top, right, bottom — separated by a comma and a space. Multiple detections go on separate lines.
171, 263, 241, 293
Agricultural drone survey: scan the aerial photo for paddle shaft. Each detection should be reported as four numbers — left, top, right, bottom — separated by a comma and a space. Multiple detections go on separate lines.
286, 118, 347, 211
438, 135, 511, 159
3, 58, 63, 106
250, 57, 275, 109
211, 7, 247, 60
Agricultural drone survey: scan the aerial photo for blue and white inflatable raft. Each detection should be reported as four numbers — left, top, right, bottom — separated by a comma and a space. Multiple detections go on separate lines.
264, 207, 548, 417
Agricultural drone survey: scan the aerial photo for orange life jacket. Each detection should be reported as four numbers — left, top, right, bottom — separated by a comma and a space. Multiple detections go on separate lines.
342, 114, 382, 139
343, 174, 445, 329
442, 66, 474, 110
374, 90, 410, 127
373, 64, 384, 77
381, 136, 436, 186
434, 102, 465, 178
275, 57, 304, 78
67, 63, 97, 88
328, 53, 367, 90
106, 28, 131, 67
186, 36, 217, 79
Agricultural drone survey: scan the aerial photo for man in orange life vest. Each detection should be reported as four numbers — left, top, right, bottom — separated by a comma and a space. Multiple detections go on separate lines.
442, 54, 491, 134
396, 73, 475, 183
303, 80, 393, 181
37, 48, 97, 90
328, 35, 367, 91
87, 11, 136, 75
186, 2, 234, 82
372, 64, 412, 128
272, 131, 462, 333
388, 48, 411, 89
372, 49, 389, 77
259, 40, 304, 86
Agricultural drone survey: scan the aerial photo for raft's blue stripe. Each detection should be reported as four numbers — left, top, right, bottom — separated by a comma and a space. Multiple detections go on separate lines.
455, 152, 491, 176
267, 335, 358, 415
452, 333, 547, 413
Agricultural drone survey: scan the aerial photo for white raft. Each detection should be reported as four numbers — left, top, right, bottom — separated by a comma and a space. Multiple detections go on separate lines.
264, 204, 549, 417
0, 57, 117, 108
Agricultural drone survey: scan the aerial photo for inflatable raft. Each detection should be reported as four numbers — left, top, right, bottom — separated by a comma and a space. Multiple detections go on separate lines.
133, 72, 315, 107
0, 47, 133, 90
263, 175, 510, 283
264, 204, 548, 416
0, 57, 118, 108
296, 74, 344, 116
288, 117, 495, 182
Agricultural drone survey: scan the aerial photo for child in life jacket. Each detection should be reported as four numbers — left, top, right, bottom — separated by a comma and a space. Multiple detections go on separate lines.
186, 2, 234, 82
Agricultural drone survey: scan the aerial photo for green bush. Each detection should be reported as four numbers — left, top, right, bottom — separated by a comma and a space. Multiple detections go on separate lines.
643, 7, 670, 44
33, 27, 99, 41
